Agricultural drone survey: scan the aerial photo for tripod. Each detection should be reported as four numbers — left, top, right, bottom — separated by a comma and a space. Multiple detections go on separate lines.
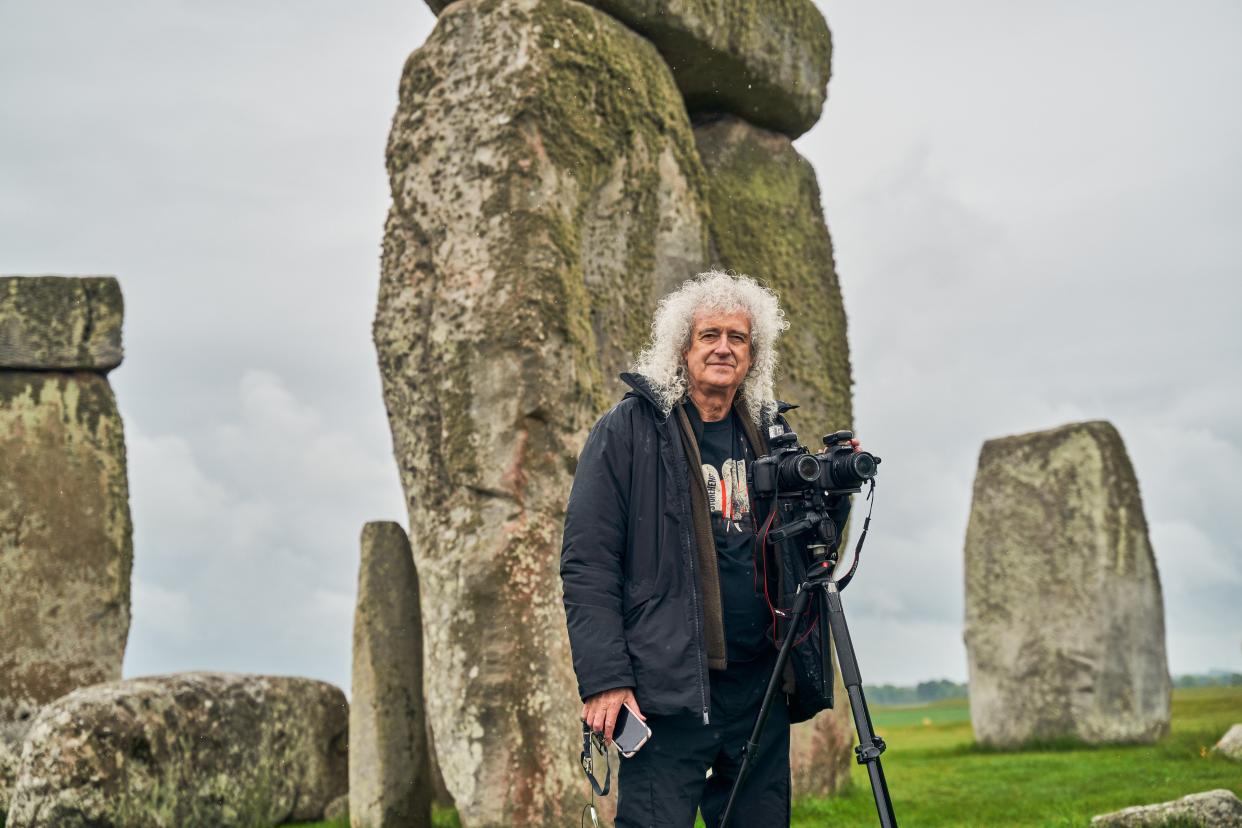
719, 532, 897, 827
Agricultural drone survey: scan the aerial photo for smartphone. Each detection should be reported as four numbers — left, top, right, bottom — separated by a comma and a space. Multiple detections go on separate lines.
612, 702, 652, 758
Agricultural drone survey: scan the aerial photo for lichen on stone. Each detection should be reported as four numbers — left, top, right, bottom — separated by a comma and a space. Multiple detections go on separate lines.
964, 420, 1171, 748
0, 372, 132, 724
0, 276, 124, 372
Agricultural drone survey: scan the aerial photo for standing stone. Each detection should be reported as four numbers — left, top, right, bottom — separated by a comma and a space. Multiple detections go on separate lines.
6, 673, 349, 828
351, 522, 432, 828
0, 374, 131, 718
375, 0, 710, 824
422, 0, 833, 138
696, 113, 856, 796
964, 421, 1171, 747
1, 276, 131, 817
1091, 789, 1242, 827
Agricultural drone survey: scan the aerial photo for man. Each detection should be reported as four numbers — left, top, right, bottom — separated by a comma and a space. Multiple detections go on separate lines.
561, 270, 851, 827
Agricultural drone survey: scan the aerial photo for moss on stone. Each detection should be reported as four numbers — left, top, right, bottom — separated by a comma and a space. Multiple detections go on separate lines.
425, 0, 833, 137
479, 0, 710, 407
694, 115, 853, 439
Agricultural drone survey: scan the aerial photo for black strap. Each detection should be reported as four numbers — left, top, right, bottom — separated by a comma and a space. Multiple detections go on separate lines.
835, 479, 876, 591
581, 722, 611, 796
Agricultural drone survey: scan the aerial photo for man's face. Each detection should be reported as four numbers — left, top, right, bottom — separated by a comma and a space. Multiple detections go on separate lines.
684, 309, 753, 399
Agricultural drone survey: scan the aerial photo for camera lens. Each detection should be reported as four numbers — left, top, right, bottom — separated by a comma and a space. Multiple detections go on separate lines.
827, 450, 879, 489
774, 451, 821, 489
851, 453, 877, 479
793, 454, 819, 483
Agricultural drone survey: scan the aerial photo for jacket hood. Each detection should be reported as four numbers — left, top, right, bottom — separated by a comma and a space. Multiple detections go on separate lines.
619, 371, 669, 415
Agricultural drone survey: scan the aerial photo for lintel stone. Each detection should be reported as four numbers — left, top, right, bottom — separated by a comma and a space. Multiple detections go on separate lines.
425, 0, 832, 138
0, 276, 124, 372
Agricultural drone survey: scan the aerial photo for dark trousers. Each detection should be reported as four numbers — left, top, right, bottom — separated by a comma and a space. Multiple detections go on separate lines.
615, 653, 791, 828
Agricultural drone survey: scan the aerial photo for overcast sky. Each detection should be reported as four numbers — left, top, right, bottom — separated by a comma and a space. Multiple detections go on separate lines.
1, 1, 1238, 689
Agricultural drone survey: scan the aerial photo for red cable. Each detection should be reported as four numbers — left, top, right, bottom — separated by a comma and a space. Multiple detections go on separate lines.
757, 507, 780, 646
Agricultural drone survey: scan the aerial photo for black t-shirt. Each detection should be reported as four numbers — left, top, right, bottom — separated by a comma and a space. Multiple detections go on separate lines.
690, 404, 771, 662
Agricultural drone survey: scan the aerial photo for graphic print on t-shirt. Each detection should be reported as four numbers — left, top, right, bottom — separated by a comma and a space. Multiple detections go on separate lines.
701, 458, 750, 533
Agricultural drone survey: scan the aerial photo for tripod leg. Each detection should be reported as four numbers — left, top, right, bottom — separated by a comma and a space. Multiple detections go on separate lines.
825, 581, 898, 828
818, 589, 833, 706
717, 586, 810, 828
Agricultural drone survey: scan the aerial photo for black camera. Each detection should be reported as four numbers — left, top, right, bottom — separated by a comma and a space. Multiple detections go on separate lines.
752, 428, 880, 497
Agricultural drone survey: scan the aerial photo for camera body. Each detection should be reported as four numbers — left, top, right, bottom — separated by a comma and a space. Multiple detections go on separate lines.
752, 428, 879, 498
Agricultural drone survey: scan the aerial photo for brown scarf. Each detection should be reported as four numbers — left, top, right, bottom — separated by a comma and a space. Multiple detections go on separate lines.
673, 394, 770, 672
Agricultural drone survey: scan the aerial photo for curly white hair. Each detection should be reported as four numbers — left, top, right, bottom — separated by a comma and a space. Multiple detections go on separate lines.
630, 270, 789, 424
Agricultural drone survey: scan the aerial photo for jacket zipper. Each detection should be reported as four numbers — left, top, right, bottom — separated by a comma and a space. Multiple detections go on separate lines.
672, 426, 711, 725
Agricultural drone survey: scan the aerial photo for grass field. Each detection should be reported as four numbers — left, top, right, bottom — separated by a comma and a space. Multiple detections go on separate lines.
294, 686, 1242, 827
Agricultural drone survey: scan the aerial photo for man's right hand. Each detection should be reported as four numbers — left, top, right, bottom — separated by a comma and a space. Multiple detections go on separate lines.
582, 687, 645, 742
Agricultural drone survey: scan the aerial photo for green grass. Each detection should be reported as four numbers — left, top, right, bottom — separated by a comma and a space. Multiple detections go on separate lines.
288, 687, 1241, 828
792, 686, 1242, 827
290, 804, 460, 828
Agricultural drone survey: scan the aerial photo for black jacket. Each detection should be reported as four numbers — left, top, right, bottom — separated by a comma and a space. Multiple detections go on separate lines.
560, 373, 842, 724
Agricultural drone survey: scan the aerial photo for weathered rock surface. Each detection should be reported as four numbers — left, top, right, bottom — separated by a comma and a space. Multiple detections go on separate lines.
0, 372, 133, 722
1090, 789, 1242, 827
964, 420, 1171, 747
0, 276, 123, 371
1, 719, 33, 819
788, 689, 852, 798
426, 717, 454, 807
425, 0, 832, 137
351, 522, 432, 828
376, 0, 709, 823
5, 673, 348, 828
325, 793, 349, 822
1213, 723, 1242, 760
695, 115, 852, 461
694, 114, 856, 795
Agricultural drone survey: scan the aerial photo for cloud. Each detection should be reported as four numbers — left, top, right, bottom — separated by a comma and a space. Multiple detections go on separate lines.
122, 370, 406, 690
808, 0, 1242, 682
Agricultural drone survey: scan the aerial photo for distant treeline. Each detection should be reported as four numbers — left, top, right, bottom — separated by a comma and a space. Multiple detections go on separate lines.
865, 679, 968, 706
1173, 672, 1242, 688
865, 673, 1241, 705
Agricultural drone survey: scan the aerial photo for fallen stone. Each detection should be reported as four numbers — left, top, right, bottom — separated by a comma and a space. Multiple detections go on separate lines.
5, 673, 348, 828
1213, 723, 1242, 760
0, 719, 34, 819
0, 276, 123, 372
350, 522, 432, 828
375, 0, 709, 823
964, 420, 1171, 748
694, 113, 856, 795
425, 0, 833, 137
0, 372, 133, 723
1090, 789, 1242, 827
